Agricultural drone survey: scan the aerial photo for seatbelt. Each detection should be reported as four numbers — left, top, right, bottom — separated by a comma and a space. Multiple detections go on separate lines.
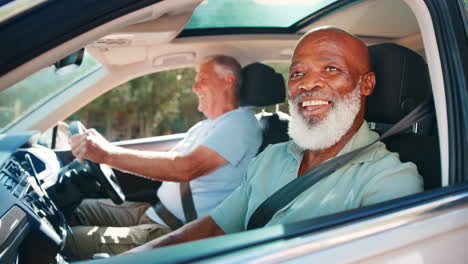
246, 98, 434, 230
180, 181, 198, 222
153, 182, 197, 229
153, 202, 183, 230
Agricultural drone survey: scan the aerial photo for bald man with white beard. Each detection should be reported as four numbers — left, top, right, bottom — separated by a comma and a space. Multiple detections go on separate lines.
126, 27, 423, 254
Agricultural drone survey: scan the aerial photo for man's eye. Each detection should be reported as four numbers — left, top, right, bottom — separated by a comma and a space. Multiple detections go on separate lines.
289, 71, 303, 79
325, 66, 338, 72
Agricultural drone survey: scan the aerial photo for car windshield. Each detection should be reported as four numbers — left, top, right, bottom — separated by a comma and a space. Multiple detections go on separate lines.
0, 51, 102, 132
184, 0, 339, 29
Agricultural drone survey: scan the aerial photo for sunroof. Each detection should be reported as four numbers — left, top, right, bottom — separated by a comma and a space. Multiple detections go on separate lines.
184, 0, 339, 30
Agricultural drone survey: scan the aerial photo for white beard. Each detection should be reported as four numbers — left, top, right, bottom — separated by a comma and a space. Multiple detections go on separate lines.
288, 83, 362, 151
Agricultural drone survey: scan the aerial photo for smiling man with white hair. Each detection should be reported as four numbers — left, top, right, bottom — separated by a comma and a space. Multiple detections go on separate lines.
126, 27, 423, 253
67, 55, 262, 259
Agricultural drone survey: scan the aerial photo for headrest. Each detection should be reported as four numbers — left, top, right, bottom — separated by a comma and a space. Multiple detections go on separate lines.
239, 63, 286, 107
365, 43, 432, 123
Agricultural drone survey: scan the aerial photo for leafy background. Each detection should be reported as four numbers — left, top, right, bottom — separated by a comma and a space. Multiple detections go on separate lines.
66, 63, 290, 141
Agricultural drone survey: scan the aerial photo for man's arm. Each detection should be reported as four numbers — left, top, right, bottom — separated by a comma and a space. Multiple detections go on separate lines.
70, 129, 227, 182
124, 216, 225, 254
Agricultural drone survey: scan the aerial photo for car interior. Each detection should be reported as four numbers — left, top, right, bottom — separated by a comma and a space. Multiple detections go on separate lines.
82, 0, 443, 203
0, 0, 462, 263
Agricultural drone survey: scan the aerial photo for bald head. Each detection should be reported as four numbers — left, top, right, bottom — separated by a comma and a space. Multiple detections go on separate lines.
296, 27, 371, 74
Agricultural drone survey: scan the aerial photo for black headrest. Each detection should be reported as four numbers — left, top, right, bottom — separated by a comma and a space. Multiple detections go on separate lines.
365, 43, 431, 123
239, 63, 286, 107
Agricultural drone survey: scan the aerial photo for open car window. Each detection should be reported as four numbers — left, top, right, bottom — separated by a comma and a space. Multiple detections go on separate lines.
65, 67, 204, 141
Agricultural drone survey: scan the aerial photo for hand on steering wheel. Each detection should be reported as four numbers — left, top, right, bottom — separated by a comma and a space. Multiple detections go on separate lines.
69, 121, 125, 204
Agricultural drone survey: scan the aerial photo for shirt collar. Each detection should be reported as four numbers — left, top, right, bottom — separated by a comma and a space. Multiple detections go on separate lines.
287, 140, 304, 162
336, 120, 380, 164
287, 120, 380, 164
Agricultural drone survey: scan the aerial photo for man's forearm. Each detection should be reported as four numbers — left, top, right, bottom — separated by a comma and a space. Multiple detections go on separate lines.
104, 145, 184, 182
125, 216, 225, 254
104, 144, 226, 182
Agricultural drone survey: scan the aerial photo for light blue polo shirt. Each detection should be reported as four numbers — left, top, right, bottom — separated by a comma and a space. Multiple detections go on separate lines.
146, 108, 262, 226
211, 121, 423, 233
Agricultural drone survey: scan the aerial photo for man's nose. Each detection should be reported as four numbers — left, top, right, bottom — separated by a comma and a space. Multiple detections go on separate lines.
192, 82, 200, 92
299, 72, 325, 91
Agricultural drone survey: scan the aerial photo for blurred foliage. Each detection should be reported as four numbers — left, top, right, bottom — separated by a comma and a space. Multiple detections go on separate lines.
66, 68, 204, 141
66, 62, 290, 142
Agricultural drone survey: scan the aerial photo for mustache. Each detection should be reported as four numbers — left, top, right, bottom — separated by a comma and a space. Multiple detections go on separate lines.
289, 91, 337, 104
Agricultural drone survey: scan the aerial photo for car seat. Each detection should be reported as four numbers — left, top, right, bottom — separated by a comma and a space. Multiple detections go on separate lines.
366, 43, 441, 190
239, 63, 290, 154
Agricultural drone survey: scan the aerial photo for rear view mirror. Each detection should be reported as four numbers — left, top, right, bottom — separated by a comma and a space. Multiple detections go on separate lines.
54, 48, 84, 75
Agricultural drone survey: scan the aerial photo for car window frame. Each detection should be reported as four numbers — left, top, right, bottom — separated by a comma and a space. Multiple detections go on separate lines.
424, 0, 468, 184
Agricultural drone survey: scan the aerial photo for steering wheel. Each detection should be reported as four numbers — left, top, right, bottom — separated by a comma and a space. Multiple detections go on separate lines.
69, 121, 125, 204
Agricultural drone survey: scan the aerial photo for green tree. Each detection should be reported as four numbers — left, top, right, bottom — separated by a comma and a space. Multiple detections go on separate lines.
67, 68, 204, 141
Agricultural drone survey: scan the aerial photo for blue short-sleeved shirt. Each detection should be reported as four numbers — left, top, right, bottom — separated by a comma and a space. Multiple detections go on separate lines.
211, 121, 423, 233
146, 108, 262, 225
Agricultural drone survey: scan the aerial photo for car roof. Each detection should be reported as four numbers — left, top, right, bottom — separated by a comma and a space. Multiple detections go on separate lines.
0, 0, 423, 91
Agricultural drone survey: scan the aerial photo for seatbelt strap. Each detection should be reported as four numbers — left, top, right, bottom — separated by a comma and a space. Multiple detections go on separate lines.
247, 98, 434, 230
153, 202, 183, 230
180, 181, 198, 222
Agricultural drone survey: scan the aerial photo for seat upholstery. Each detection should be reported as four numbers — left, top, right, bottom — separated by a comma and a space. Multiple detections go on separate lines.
256, 111, 290, 153
239, 63, 290, 153
367, 43, 441, 190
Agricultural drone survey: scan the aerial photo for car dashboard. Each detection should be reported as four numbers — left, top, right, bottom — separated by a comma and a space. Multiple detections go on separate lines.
0, 132, 67, 264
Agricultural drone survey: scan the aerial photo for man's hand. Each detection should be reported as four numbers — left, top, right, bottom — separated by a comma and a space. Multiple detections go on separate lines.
123, 216, 225, 255
70, 128, 114, 164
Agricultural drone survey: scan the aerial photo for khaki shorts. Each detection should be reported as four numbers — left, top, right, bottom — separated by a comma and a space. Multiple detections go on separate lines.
66, 199, 172, 260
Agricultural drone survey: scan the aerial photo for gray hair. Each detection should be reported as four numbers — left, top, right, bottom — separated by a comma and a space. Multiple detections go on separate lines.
199, 55, 242, 97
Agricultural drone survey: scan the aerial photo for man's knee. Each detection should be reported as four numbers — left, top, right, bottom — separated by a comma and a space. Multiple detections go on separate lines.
65, 226, 102, 260
66, 225, 138, 259
70, 199, 103, 226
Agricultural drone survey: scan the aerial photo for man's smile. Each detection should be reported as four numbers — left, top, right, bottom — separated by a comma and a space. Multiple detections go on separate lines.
298, 98, 332, 118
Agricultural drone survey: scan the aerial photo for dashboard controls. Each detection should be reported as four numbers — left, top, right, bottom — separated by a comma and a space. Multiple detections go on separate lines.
0, 206, 28, 254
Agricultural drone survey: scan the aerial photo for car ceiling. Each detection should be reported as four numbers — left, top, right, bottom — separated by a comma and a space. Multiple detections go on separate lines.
89, 0, 423, 71
0, 0, 430, 135
0, 0, 424, 90
0, 0, 424, 101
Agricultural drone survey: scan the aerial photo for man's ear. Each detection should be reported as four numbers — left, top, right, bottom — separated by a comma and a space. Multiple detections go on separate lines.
225, 74, 236, 89
360, 72, 376, 96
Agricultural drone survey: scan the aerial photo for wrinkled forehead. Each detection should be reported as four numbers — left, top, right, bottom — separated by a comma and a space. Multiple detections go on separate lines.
293, 31, 370, 73
196, 60, 212, 72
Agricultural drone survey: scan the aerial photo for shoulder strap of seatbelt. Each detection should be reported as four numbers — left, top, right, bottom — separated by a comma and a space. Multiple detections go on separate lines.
180, 181, 198, 222
246, 97, 434, 230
